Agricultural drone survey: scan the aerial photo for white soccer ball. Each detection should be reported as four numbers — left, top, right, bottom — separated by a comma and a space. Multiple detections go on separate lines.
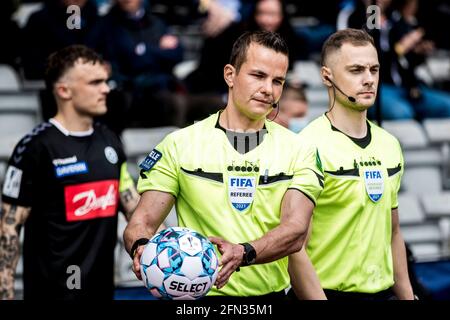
140, 227, 219, 300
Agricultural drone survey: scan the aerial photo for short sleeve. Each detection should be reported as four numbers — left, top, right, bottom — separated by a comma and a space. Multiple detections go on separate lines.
137, 134, 179, 197
2, 136, 39, 207
289, 137, 324, 205
119, 162, 135, 192
390, 141, 404, 209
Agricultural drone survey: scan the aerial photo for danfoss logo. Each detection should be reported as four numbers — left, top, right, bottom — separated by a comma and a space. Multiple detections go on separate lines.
65, 180, 119, 221
73, 184, 116, 216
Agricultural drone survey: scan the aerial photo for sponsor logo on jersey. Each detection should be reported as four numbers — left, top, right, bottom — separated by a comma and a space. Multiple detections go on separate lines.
139, 149, 162, 171
2, 166, 23, 198
64, 180, 119, 221
55, 161, 88, 178
52, 156, 77, 166
228, 176, 256, 211
363, 169, 384, 202
104, 146, 118, 164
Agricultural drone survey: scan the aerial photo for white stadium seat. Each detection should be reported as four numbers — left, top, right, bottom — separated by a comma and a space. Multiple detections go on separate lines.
401, 223, 442, 244
122, 126, 179, 158
0, 92, 40, 113
0, 114, 37, 136
292, 61, 323, 88
403, 148, 442, 167
398, 193, 425, 225
383, 120, 429, 149
402, 167, 443, 195
0, 65, 21, 92
423, 118, 450, 144
409, 243, 441, 260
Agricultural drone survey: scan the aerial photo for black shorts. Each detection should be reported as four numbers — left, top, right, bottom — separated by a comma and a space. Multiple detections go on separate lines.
323, 288, 397, 301
200, 290, 287, 302
287, 287, 396, 301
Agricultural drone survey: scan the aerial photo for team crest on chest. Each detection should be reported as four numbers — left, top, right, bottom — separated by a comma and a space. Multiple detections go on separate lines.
228, 176, 256, 212
104, 146, 118, 164
363, 169, 384, 202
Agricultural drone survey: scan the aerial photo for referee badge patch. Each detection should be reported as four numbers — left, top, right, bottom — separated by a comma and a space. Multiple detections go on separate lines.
139, 149, 162, 171
228, 176, 256, 212
363, 169, 384, 202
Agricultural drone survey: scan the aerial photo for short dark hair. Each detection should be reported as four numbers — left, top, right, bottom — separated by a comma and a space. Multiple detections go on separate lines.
45, 45, 104, 90
321, 28, 375, 66
229, 30, 289, 73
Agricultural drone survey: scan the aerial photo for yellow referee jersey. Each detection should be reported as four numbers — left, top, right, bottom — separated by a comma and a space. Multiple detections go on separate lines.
138, 111, 323, 296
298, 114, 404, 293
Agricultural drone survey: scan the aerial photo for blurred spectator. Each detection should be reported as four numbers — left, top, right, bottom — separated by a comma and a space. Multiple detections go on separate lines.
21, 0, 103, 79
185, 0, 303, 95
418, 0, 450, 50
200, 0, 242, 37
340, 0, 450, 120
288, 0, 339, 59
179, 0, 305, 126
0, 0, 21, 70
380, 0, 450, 120
270, 81, 309, 133
147, 0, 253, 30
101, 0, 184, 128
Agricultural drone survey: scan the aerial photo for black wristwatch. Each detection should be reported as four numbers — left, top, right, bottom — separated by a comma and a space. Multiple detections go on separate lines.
130, 238, 149, 258
240, 242, 257, 266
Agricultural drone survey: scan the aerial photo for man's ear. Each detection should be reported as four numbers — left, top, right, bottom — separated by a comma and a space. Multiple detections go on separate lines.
54, 82, 71, 100
321, 66, 332, 88
224, 64, 235, 88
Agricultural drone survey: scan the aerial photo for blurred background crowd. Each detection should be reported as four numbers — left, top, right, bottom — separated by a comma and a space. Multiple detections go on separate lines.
1, 0, 450, 299
1, 0, 449, 135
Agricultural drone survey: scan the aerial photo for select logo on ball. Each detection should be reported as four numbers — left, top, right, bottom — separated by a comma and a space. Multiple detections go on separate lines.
140, 227, 219, 300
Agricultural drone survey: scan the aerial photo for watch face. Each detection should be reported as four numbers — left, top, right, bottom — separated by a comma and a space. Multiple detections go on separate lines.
247, 251, 256, 264
244, 244, 256, 265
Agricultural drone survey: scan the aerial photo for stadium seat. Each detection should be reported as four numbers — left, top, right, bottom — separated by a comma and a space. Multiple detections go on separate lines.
398, 193, 425, 225
0, 65, 21, 92
423, 118, 450, 144
292, 61, 322, 88
21, 80, 45, 92
122, 126, 179, 158
401, 223, 442, 244
425, 52, 450, 83
0, 114, 37, 136
409, 243, 442, 260
402, 167, 443, 195
422, 119, 450, 188
422, 192, 450, 219
403, 148, 442, 167
172, 24, 203, 61
0, 92, 40, 113
383, 120, 429, 149
173, 60, 198, 80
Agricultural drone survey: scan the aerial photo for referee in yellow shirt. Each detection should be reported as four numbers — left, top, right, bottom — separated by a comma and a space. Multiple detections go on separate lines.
124, 30, 325, 299
290, 29, 414, 300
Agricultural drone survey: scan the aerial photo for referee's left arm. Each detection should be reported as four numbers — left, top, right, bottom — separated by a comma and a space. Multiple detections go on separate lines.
391, 208, 415, 299
211, 189, 315, 289
252, 189, 315, 263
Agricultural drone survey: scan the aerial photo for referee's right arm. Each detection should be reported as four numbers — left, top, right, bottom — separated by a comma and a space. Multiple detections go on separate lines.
123, 190, 175, 280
